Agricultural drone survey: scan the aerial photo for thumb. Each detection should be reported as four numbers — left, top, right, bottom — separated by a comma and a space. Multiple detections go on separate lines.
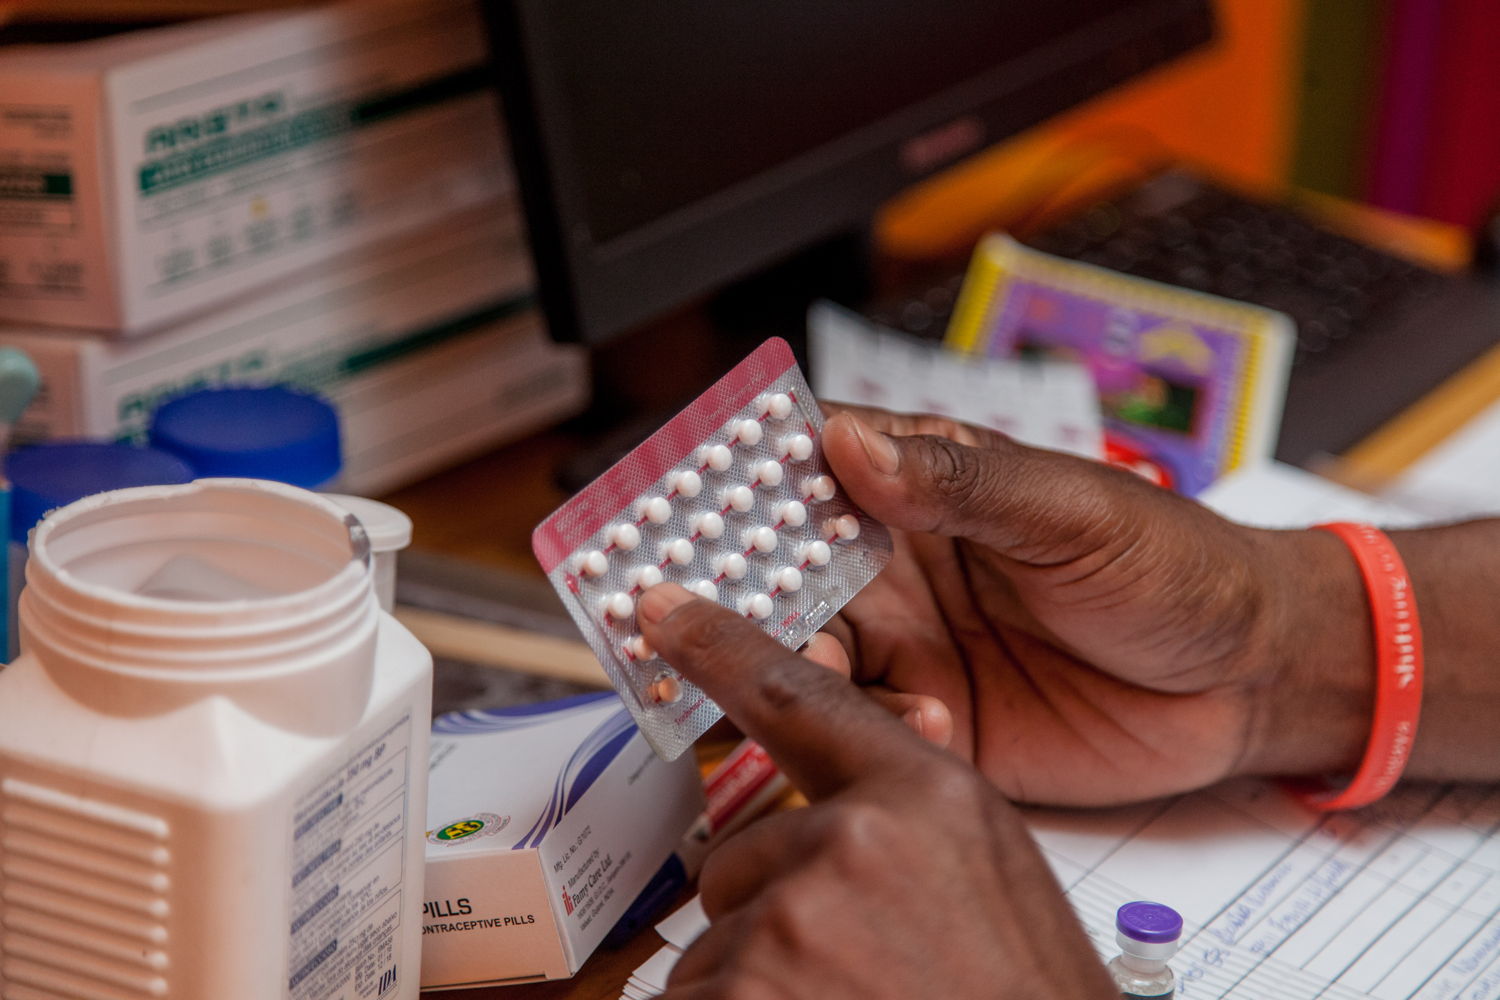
822, 410, 1164, 565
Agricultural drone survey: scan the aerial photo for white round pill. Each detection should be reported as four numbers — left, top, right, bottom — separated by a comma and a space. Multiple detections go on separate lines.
781, 434, 814, 462
743, 525, 778, 554
716, 552, 748, 580
632, 565, 664, 590
732, 419, 764, 447
640, 496, 672, 525
775, 499, 808, 528
700, 444, 734, 472
688, 579, 719, 602
628, 634, 657, 661
831, 514, 862, 541
803, 475, 836, 502
649, 672, 683, 704
770, 566, 803, 593
577, 550, 608, 578
762, 393, 794, 420
752, 460, 784, 488
603, 592, 634, 619
741, 593, 774, 620
672, 469, 703, 498
799, 540, 832, 567
693, 510, 725, 540
661, 537, 695, 565
610, 523, 641, 551
723, 485, 755, 513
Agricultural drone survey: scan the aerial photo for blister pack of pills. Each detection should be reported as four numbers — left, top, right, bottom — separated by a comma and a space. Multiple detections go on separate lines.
533, 338, 893, 760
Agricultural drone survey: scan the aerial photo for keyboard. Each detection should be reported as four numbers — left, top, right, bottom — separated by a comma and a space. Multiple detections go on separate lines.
867, 170, 1500, 465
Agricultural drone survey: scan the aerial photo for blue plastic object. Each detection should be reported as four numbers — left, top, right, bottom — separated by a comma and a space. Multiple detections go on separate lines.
148, 385, 342, 490
7, 440, 195, 544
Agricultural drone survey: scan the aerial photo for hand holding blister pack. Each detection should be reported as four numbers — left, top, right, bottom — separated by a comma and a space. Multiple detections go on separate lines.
534, 338, 892, 759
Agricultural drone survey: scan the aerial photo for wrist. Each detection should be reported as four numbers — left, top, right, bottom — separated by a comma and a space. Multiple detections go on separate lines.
1235, 528, 1375, 780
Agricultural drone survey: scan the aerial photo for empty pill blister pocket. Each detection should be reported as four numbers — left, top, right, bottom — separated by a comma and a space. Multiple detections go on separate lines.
533, 337, 892, 759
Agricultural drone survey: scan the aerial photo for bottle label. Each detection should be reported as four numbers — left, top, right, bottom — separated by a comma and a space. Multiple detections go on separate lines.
286, 712, 413, 1000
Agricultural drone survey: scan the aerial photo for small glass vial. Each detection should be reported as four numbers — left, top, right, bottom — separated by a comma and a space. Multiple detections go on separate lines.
1108, 900, 1183, 998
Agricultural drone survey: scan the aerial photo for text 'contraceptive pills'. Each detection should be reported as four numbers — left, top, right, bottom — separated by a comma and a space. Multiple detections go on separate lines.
533, 338, 893, 760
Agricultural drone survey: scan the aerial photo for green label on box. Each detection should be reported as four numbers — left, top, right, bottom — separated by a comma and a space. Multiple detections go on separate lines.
0, 170, 73, 200
136, 66, 490, 196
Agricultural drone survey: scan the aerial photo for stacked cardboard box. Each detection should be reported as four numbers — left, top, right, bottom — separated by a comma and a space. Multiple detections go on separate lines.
0, 0, 586, 493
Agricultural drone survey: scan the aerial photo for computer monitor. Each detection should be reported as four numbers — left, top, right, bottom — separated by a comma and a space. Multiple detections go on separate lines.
483, 0, 1215, 347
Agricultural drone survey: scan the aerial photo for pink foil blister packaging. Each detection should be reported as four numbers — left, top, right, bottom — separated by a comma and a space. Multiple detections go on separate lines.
533, 338, 892, 759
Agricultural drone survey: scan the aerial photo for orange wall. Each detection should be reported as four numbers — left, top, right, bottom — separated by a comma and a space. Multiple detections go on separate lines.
879, 0, 1304, 259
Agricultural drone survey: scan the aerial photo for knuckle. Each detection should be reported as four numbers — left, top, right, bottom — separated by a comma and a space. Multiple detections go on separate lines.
757, 882, 826, 953
751, 653, 822, 713
922, 435, 987, 507
919, 763, 989, 812
672, 603, 757, 662
918, 434, 1026, 534
812, 800, 903, 878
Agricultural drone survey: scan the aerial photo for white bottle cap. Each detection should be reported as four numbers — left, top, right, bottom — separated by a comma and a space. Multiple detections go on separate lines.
326, 494, 412, 613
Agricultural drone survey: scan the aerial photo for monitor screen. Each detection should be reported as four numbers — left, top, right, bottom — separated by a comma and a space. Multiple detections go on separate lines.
486, 1, 1214, 344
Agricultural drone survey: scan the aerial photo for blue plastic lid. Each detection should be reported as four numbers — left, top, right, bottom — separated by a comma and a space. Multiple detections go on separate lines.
6, 440, 195, 543
148, 385, 342, 490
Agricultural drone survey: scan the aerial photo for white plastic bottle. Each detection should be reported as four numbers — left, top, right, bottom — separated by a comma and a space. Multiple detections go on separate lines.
0, 478, 432, 1000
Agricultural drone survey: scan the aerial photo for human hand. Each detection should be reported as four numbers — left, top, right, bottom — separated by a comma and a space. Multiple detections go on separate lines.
637, 583, 1120, 1000
809, 409, 1373, 806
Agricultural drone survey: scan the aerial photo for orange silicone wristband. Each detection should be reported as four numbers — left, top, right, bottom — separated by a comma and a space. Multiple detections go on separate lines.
1293, 522, 1422, 811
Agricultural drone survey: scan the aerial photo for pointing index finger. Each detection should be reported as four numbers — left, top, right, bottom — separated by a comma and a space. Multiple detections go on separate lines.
638, 583, 925, 799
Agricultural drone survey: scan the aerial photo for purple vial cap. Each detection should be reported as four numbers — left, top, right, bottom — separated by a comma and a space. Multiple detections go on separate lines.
1117, 901, 1183, 944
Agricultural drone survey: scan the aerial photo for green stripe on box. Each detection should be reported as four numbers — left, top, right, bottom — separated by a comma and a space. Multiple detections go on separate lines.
137, 66, 492, 196
338, 294, 536, 376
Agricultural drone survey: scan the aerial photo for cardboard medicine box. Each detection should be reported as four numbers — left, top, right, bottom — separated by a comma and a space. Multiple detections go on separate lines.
420, 694, 704, 989
0, 201, 588, 494
0, 0, 511, 333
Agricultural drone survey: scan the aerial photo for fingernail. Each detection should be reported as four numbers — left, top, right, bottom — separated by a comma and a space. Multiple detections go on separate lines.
639, 583, 695, 624
902, 706, 926, 740
851, 416, 900, 476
